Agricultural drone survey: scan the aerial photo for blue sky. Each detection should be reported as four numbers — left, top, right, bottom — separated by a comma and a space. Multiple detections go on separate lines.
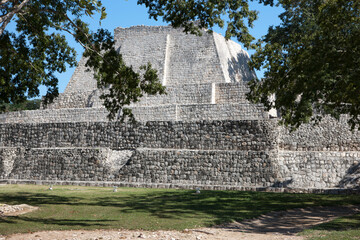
48, 1, 284, 95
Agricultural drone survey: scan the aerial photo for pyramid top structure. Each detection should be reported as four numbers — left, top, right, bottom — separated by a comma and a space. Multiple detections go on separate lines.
64, 25, 255, 94
40, 25, 270, 122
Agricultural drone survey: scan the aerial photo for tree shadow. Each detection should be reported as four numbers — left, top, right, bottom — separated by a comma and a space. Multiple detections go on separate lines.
1, 188, 359, 231
0, 217, 16, 224
0, 216, 113, 227
218, 206, 360, 235
0, 192, 83, 206
271, 179, 293, 188
227, 52, 256, 83
0, 191, 115, 230
338, 162, 360, 189
310, 213, 360, 231
93, 190, 360, 226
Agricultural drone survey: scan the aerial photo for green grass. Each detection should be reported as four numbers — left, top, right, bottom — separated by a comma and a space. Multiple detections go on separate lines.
0, 184, 359, 236
301, 213, 360, 240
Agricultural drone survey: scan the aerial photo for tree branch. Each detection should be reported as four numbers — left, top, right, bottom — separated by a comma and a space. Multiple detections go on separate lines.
50, 22, 94, 53
0, 0, 12, 6
0, 0, 30, 36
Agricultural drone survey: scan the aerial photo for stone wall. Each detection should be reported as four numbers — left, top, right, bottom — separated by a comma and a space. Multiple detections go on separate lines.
0, 120, 280, 188
42, 90, 103, 110
279, 116, 360, 151
0, 147, 278, 186
115, 26, 168, 83
1, 103, 267, 124
112, 26, 254, 86
0, 118, 359, 191
0, 108, 109, 124
277, 151, 360, 188
105, 149, 279, 186
129, 84, 214, 106
177, 103, 266, 121
165, 30, 225, 85
276, 116, 360, 189
215, 83, 250, 104
46, 82, 252, 109
46, 26, 256, 112
2, 25, 359, 192
64, 57, 97, 94
0, 121, 277, 150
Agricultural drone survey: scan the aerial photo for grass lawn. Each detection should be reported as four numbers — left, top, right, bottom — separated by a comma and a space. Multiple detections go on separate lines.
301, 213, 360, 240
0, 184, 359, 236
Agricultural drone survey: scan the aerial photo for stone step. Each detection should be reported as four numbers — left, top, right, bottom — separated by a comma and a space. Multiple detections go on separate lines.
215, 82, 250, 104
175, 103, 267, 122
0, 102, 268, 124
47, 82, 252, 110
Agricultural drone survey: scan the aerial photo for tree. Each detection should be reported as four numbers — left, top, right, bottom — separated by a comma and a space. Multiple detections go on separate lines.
0, 0, 165, 120
1, 0, 359, 127
0, 0, 275, 120
138, 0, 274, 48
248, 0, 360, 129
0, 98, 41, 111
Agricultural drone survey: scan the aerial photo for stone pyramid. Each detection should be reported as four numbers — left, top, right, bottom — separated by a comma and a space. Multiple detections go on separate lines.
1, 26, 359, 192
47, 25, 270, 122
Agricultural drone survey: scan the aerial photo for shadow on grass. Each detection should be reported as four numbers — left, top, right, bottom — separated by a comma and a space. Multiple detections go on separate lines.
1, 188, 360, 229
0, 216, 113, 227
311, 213, 360, 231
94, 190, 360, 225
0, 192, 82, 206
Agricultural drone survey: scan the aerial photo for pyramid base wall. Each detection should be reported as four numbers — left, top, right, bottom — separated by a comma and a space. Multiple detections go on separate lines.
0, 119, 359, 193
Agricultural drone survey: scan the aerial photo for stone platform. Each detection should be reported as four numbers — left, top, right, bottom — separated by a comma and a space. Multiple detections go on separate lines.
0, 26, 359, 192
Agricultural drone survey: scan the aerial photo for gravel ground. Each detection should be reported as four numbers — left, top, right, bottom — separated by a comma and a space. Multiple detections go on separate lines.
0, 204, 38, 217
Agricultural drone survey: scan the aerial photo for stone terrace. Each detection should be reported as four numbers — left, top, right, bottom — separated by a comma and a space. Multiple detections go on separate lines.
0, 26, 359, 193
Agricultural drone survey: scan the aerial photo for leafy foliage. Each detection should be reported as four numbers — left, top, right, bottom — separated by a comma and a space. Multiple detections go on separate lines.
1, 0, 276, 121
0, 0, 165, 120
2, 0, 359, 126
0, 98, 41, 112
137, 0, 274, 48
82, 28, 165, 121
249, 0, 360, 129
0, 0, 100, 108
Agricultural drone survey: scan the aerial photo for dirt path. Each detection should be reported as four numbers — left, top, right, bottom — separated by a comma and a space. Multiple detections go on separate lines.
1, 205, 359, 240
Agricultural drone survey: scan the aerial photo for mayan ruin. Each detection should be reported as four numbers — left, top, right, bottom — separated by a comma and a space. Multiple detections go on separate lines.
0, 26, 359, 193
